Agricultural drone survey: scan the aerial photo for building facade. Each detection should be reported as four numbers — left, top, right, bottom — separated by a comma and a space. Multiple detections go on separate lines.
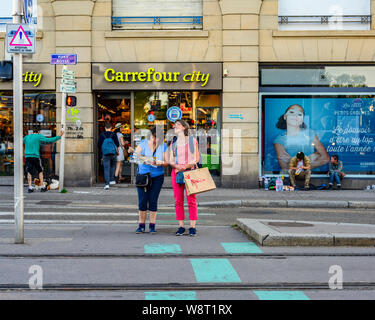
1, 0, 375, 188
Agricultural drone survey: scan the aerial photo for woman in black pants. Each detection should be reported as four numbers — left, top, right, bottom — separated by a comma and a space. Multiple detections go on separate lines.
130, 126, 168, 234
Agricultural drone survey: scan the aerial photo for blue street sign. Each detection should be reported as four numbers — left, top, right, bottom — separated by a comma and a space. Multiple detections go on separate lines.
24, 0, 37, 25
36, 114, 44, 122
166, 106, 182, 122
50, 54, 77, 65
147, 114, 156, 122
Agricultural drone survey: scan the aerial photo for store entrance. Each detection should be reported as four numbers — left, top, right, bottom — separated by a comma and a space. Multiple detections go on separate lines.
95, 92, 132, 184
95, 90, 222, 185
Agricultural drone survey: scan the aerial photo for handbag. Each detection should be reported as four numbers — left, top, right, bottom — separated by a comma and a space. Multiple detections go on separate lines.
135, 142, 157, 188
176, 171, 185, 184
184, 167, 216, 196
135, 172, 151, 188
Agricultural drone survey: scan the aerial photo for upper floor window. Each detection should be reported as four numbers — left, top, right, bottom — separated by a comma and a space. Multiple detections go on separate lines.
112, 0, 203, 30
279, 0, 371, 31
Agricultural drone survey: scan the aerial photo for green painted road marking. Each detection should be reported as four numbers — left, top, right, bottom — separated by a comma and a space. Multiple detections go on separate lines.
145, 291, 196, 300
254, 291, 310, 300
190, 259, 241, 283
144, 243, 182, 254
221, 242, 263, 254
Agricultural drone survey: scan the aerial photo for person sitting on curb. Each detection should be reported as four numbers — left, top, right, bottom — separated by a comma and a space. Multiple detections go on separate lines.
288, 151, 311, 191
327, 154, 345, 190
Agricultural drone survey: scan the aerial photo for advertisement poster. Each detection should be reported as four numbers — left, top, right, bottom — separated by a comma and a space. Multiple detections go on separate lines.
263, 96, 375, 174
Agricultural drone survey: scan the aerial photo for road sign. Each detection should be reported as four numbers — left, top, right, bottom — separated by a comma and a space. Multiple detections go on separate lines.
147, 114, 156, 122
51, 54, 77, 65
62, 74, 75, 80
24, 0, 38, 27
60, 84, 76, 93
62, 69, 75, 76
62, 79, 76, 85
166, 106, 183, 122
6, 24, 35, 54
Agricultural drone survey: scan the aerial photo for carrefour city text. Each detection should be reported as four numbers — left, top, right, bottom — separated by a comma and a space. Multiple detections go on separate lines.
104, 68, 210, 87
23, 72, 42, 87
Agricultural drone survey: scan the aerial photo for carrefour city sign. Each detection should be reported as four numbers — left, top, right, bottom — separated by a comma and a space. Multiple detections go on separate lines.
92, 63, 222, 91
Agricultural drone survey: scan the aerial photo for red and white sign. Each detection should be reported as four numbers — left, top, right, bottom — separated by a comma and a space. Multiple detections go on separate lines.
6, 24, 35, 54
9, 25, 33, 47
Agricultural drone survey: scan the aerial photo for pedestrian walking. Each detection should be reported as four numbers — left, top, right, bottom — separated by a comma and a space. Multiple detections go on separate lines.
23, 127, 64, 193
132, 126, 168, 234
169, 119, 200, 236
114, 123, 127, 183
98, 123, 119, 190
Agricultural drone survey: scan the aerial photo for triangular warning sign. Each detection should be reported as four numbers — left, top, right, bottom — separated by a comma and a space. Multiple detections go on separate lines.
9, 26, 33, 47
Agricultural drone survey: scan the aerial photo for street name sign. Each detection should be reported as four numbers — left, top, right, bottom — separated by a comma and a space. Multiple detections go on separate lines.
51, 54, 77, 65
60, 84, 76, 94
6, 24, 35, 54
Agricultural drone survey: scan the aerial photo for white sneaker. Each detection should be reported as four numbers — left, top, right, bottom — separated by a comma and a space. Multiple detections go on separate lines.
109, 181, 116, 185
104, 185, 109, 190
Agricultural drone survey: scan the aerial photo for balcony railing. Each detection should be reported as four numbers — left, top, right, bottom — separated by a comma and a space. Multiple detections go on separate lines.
278, 15, 371, 25
112, 16, 203, 30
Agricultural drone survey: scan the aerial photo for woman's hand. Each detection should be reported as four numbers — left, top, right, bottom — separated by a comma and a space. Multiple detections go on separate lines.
128, 146, 135, 153
175, 164, 186, 173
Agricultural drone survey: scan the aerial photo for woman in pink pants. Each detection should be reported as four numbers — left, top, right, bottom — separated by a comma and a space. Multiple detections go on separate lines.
169, 119, 200, 236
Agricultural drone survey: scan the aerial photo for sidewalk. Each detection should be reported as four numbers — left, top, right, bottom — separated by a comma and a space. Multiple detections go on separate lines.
1, 186, 375, 209
237, 218, 375, 246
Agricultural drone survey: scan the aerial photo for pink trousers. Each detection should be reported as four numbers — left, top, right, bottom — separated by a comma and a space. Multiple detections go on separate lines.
171, 169, 198, 221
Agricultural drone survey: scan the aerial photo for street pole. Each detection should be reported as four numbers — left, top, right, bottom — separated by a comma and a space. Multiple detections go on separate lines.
59, 65, 67, 192
13, 0, 24, 244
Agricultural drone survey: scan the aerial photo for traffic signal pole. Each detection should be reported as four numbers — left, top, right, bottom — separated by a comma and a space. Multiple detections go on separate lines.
59, 65, 67, 192
13, 0, 24, 244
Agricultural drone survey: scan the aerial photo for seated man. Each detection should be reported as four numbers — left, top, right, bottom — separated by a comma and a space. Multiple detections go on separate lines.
327, 154, 345, 190
288, 151, 311, 191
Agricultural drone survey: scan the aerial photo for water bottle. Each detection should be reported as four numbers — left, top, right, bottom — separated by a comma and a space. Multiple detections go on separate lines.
279, 176, 284, 192
264, 177, 269, 190
276, 176, 283, 192
275, 177, 280, 192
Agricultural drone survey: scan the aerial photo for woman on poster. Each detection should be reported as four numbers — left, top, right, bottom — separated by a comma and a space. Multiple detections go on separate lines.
274, 104, 329, 171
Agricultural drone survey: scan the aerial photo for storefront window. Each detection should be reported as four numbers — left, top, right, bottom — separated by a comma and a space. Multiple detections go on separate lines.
262, 95, 375, 175
0, 92, 57, 178
95, 90, 221, 182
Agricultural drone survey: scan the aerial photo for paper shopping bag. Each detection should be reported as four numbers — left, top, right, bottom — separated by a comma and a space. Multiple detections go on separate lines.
183, 167, 216, 196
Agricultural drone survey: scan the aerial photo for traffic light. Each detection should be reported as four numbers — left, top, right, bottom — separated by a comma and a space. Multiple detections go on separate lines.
66, 96, 77, 106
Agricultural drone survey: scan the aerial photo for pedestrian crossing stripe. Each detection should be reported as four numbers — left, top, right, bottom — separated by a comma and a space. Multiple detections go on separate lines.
191, 258, 241, 283
221, 242, 263, 254
144, 243, 182, 254
145, 291, 197, 300
254, 291, 310, 300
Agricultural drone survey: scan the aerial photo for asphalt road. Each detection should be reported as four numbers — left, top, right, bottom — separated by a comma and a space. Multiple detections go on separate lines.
1, 186, 375, 300
0, 223, 375, 300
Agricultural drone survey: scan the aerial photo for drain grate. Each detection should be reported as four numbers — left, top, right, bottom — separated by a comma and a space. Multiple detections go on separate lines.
267, 222, 313, 228
36, 201, 72, 206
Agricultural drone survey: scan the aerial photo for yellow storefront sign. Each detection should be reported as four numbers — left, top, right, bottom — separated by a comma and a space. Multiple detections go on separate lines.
104, 67, 210, 87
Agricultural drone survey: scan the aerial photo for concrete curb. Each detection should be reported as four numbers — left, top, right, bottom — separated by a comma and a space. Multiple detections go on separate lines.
198, 199, 375, 209
236, 218, 375, 247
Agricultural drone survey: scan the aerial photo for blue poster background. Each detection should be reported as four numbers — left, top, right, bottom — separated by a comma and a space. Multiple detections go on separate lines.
263, 97, 375, 173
